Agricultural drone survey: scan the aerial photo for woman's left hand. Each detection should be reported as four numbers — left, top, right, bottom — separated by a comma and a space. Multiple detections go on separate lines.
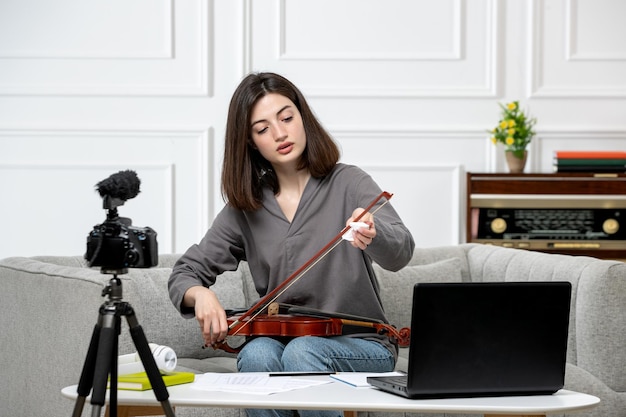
346, 208, 376, 250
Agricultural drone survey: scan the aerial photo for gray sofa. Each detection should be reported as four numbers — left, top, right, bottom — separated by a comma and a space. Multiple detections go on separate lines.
1, 243, 624, 417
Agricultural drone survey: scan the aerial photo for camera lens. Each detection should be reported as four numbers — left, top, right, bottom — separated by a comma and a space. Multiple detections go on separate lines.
125, 249, 140, 266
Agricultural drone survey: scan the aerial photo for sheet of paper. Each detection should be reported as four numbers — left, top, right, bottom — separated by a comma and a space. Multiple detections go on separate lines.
192, 372, 331, 395
330, 371, 404, 387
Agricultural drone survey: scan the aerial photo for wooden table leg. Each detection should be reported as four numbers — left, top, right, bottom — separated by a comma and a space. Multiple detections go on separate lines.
105, 405, 172, 417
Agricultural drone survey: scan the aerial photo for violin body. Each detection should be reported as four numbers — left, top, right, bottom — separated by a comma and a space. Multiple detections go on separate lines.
213, 312, 411, 353
228, 314, 344, 338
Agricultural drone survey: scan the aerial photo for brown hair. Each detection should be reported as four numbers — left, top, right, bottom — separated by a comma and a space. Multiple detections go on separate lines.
221, 72, 340, 211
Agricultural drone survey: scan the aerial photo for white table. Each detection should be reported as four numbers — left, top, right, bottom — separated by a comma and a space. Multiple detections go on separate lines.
62, 373, 600, 417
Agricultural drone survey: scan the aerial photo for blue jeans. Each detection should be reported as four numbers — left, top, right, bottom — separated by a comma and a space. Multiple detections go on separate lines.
237, 336, 395, 417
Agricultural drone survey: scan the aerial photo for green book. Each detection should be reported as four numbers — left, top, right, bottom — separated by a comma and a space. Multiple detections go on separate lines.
110, 371, 195, 391
555, 158, 626, 166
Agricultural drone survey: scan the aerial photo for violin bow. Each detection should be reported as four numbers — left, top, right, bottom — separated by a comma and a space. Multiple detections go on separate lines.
225, 191, 393, 338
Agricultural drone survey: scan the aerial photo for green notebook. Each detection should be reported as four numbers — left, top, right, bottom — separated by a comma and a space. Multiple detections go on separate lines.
111, 371, 195, 391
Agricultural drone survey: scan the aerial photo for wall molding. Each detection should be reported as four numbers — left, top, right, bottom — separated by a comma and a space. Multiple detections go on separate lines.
0, 161, 175, 248
277, 0, 463, 61
0, 126, 214, 255
244, 0, 500, 98
0, 1, 174, 60
528, 0, 626, 98
565, 0, 626, 61
0, 0, 211, 97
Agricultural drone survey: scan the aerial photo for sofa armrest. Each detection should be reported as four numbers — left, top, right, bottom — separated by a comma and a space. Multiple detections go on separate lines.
464, 244, 626, 394
0, 257, 110, 416
576, 261, 626, 392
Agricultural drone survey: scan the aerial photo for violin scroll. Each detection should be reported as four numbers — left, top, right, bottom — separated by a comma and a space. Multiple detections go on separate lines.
389, 326, 411, 347
356, 321, 411, 347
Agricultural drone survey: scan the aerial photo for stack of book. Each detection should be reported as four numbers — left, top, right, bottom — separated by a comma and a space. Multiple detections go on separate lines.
553, 150, 626, 173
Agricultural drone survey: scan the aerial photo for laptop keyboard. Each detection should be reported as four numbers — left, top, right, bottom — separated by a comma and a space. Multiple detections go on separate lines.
382, 374, 408, 385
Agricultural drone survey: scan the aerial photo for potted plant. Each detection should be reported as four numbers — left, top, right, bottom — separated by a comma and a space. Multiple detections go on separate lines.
489, 101, 536, 172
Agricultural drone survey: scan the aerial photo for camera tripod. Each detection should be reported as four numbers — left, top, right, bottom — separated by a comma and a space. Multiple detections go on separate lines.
72, 269, 176, 417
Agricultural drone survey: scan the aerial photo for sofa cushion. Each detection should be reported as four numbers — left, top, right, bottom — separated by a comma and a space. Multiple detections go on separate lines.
408, 246, 471, 281
374, 257, 463, 330
177, 357, 239, 373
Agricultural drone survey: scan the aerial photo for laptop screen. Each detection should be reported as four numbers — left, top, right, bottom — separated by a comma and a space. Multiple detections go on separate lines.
404, 282, 571, 397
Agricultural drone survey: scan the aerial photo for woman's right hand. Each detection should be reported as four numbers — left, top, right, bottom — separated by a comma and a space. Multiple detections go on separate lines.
183, 286, 229, 347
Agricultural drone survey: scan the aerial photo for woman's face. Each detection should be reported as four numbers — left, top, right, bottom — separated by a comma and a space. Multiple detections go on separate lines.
249, 93, 307, 170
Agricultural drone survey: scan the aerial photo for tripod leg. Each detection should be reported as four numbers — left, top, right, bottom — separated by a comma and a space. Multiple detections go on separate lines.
125, 310, 176, 417
90, 313, 118, 417
109, 315, 120, 417
72, 322, 102, 417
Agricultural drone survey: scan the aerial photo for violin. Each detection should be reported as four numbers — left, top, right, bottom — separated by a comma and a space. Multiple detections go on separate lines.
209, 191, 411, 353
215, 303, 411, 353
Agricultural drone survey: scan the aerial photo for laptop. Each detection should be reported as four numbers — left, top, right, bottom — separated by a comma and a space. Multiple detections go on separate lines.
368, 281, 571, 399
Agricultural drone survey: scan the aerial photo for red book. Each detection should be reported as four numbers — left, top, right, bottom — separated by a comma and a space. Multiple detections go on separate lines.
554, 150, 626, 159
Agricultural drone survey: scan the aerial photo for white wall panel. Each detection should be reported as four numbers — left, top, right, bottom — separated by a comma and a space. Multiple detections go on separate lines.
1, 162, 172, 256
0, 0, 211, 96
529, 0, 626, 97
359, 165, 463, 248
246, 0, 500, 97
0, 0, 172, 58
566, 0, 626, 60
0, 128, 213, 258
280, 1, 461, 60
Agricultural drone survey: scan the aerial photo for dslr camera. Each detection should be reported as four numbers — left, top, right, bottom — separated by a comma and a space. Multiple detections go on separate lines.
85, 170, 158, 272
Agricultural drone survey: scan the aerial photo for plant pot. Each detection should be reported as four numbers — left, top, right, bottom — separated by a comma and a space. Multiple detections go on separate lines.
505, 150, 528, 173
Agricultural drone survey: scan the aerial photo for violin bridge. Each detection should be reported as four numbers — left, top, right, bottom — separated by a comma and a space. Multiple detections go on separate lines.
267, 302, 280, 316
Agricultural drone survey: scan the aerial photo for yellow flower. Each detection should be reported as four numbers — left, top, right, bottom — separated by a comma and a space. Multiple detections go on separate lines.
487, 100, 536, 151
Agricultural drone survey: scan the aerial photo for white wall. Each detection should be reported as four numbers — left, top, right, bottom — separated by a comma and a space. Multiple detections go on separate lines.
1, 0, 625, 259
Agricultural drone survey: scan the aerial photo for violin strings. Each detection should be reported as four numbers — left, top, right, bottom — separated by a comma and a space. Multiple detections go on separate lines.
228, 238, 344, 337
228, 199, 391, 338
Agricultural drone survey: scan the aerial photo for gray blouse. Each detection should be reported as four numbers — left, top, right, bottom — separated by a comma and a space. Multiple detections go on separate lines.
168, 163, 415, 355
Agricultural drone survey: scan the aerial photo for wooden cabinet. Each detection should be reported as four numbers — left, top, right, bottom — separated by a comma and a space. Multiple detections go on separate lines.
466, 173, 626, 260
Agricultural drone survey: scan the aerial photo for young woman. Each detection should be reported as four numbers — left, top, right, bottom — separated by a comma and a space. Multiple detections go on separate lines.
168, 72, 415, 417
